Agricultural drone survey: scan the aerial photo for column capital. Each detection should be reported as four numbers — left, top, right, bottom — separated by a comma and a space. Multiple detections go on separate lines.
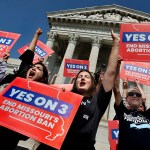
68, 33, 79, 44
92, 36, 103, 47
47, 32, 57, 41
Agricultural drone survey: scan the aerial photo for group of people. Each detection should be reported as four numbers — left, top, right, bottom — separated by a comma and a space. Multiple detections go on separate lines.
113, 55, 150, 149
0, 27, 149, 150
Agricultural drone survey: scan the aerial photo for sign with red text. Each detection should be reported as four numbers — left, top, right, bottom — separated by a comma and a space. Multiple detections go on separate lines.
0, 31, 20, 58
108, 120, 119, 150
18, 40, 54, 63
120, 61, 150, 86
119, 23, 150, 62
0, 77, 83, 149
64, 58, 89, 77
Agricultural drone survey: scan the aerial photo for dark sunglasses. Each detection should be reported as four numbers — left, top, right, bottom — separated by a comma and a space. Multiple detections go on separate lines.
128, 92, 142, 97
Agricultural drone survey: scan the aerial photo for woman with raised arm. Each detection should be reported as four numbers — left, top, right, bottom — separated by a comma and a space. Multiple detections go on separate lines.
0, 28, 49, 150
37, 30, 120, 150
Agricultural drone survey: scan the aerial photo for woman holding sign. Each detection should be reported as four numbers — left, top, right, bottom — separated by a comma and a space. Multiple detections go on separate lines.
37, 30, 120, 150
0, 28, 49, 149
0, 28, 48, 86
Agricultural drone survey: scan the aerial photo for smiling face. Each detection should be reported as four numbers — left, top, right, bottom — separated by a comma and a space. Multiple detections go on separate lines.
126, 89, 142, 110
75, 71, 92, 95
26, 64, 44, 82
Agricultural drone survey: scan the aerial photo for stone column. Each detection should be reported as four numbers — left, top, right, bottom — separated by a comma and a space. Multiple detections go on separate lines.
43, 32, 57, 64
89, 36, 102, 73
55, 34, 79, 84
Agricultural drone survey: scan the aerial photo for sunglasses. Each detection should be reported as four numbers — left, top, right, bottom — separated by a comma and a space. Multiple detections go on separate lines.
127, 92, 142, 97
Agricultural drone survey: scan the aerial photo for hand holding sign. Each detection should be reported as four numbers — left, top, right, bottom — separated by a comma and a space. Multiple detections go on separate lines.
0, 77, 83, 149
3, 50, 10, 62
122, 79, 128, 89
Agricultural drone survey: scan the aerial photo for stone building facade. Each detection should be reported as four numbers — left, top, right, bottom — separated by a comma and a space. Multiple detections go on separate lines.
5, 4, 150, 150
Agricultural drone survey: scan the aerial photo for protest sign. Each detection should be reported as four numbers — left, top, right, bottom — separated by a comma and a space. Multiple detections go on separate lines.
120, 61, 150, 86
18, 40, 54, 63
119, 23, 150, 62
108, 120, 119, 150
64, 58, 89, 77
0, 77, 83, 149
0, 31, 20, 58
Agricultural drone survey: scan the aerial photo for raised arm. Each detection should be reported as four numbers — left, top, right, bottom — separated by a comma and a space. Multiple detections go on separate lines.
113, 56, 122, 106
17, 28, 42, 78
102, 30, 120, 92
28, 28, 42, 52
135, 79, 146, 102
122, 79, 128, 98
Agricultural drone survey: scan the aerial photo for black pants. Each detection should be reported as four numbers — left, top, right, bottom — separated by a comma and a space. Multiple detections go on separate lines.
0, 126, 28, 150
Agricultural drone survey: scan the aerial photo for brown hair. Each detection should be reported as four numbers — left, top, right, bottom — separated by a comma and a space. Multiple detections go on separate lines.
33, 62, 49, 84
71, 70, 96, 97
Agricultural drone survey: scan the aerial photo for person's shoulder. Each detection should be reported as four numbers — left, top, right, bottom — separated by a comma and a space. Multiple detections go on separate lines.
0, 74, 16, 85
